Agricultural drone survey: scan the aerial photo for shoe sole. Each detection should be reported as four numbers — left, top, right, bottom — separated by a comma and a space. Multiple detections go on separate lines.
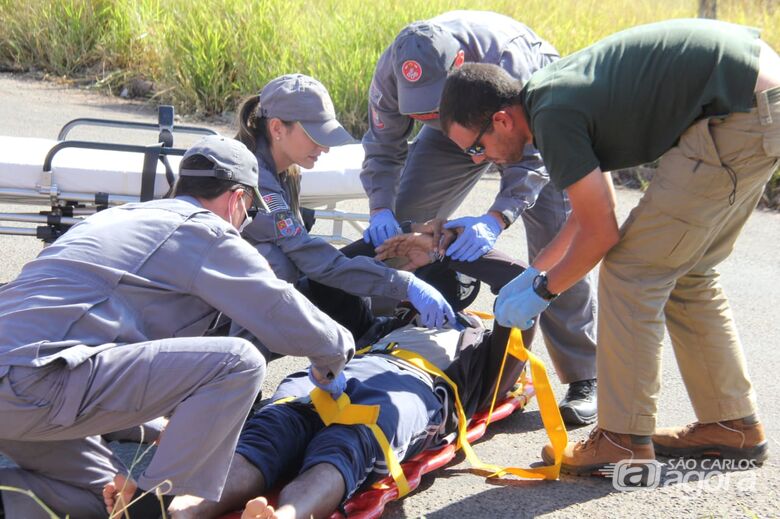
653, 440, 769, 465
559, 405, 597, 427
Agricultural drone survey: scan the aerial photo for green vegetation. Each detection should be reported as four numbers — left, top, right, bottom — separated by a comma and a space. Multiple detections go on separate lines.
0, 0, 778, 202
4, 0, 780, 127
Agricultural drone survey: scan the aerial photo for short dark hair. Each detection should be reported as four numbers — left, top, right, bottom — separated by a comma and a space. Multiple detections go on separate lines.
171, 154, 245, 200
440, 63, 524, 133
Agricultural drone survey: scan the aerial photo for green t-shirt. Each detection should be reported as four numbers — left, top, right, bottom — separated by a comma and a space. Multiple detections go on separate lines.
522, 19, 761, 190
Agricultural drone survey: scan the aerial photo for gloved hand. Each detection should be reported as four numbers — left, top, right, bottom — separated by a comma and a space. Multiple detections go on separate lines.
308, 366, 347, 399
497, 266, 540, 303
494, 283, 550, 330
407, 276, 457, 329
363, 208, 402, 247
443, 214, 502, 262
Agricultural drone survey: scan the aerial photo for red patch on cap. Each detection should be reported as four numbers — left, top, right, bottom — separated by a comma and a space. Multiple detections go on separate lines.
401, 60, 422, 82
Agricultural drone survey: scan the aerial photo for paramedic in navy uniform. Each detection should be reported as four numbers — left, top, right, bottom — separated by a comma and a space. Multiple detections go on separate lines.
360, 10, 598, 424
234, 74, 456, 335
0, 136, 354, 519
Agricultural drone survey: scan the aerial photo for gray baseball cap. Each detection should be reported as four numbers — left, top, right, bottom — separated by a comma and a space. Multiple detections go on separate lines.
391, 21, 461, 115
259, 74, 354, 147
180, 135, 267, 210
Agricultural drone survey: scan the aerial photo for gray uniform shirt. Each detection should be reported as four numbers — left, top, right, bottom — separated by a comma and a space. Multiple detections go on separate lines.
361, 10, 560, 222
0, 196, 354, 378
241, 140, 410, 300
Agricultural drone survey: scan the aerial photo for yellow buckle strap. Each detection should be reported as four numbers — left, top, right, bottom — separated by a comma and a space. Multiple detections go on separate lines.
489, 328, 567, 480
310, 388, 411, 497
389, 322, 566, 481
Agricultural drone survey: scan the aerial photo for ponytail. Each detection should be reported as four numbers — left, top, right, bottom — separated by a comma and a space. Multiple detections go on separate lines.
234, 95, 268, 152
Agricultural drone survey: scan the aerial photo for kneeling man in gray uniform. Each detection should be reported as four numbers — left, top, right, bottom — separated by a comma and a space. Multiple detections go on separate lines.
0, 136, 355, 519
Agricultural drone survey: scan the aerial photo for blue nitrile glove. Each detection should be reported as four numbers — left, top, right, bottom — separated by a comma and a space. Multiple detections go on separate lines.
497, 266, 541, 303
407, 276, 457, 329
443, 214, 502, 262
494, 284, 550, 330
363, 208, 402, 247
308, 367, 347, 399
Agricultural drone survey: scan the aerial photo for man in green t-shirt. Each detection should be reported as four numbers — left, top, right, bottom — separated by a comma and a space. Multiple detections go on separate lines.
439, 18, 779, 475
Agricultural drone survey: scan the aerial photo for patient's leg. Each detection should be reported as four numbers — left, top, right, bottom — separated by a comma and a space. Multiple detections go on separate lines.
168, 453, 266, 518
241, 462, 344, 519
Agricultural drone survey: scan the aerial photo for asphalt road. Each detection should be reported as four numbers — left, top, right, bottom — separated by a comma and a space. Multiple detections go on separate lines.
0, 73, 778, 519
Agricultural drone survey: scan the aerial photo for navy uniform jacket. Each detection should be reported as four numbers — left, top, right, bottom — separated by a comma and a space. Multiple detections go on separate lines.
361, 10, 560, 222
241, 139, 410, 301
0, 197, 354, 378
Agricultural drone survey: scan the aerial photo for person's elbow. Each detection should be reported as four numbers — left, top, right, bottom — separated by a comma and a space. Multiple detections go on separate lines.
603, 223, 620, 251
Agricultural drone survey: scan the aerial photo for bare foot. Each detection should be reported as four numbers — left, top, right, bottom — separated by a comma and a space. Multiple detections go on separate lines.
241, 497, 277, 519
168, 494, 206, 519
103, 473, 136, 517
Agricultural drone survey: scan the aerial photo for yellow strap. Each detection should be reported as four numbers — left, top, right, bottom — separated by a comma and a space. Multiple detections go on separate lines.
490, 328, 568, 479
310, 387, 411, 497
389, 325, 567, 480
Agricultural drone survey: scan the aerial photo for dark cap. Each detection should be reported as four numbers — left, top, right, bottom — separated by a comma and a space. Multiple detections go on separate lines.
391, 21, 461, 115
180, 136, 266, 209
259, 74, 354, 147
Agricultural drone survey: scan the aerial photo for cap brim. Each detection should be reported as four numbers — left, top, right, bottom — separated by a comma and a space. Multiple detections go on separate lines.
251, 186, 269, 212
300, 119, 356, 147
397, 75, 447, 115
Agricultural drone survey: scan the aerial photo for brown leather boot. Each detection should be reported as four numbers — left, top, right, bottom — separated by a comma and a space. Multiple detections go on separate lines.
652, 418, 768, 464
541, 427, 655, 476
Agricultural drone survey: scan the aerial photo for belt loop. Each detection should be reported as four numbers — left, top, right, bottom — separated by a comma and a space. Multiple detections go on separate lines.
756, 89, 773, 126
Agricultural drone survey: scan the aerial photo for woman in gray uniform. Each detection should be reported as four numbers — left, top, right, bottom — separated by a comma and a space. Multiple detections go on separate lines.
234, 74, 455, 336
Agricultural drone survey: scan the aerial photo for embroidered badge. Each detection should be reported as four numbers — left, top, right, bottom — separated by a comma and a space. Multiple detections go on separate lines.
371, 106, 385, 130
274, 211, 303, 239
262, 192, 289, 212
401, 60, 422, 82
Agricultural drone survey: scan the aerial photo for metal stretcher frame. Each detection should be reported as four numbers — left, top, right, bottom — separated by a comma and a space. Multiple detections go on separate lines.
0, 106, 368, 244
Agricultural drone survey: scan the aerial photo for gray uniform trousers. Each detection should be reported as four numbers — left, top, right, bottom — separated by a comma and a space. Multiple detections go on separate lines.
394, 126, 597, 383
0, 336, 264, 519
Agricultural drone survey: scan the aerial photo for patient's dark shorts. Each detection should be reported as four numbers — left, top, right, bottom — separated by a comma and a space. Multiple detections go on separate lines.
235, 355, 444, 501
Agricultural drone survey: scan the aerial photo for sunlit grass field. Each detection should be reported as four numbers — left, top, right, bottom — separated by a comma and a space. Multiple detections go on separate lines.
2, 0, 779, 128
0, 0, 778, 198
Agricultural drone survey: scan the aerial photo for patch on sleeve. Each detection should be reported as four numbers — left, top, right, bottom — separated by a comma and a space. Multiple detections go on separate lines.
371, 106, 385, 130
262, 192, 289, 212
274, 211, 303, 239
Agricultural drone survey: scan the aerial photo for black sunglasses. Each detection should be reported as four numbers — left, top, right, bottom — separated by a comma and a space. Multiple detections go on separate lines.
464, 116, 493, 157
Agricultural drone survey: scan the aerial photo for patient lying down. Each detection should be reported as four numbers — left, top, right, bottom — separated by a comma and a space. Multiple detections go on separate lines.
105, 231, 532, 519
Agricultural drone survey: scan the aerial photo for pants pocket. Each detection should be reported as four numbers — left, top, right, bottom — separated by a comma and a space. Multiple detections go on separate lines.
612, 200, 712, 270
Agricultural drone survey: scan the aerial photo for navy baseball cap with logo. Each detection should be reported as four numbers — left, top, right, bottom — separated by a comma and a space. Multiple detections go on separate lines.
259, 74, 354, 147
391, 21, 462, 115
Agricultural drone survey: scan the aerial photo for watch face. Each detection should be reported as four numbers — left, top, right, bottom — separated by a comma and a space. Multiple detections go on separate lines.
533, 274, 545, 292
533, 273, 555, 300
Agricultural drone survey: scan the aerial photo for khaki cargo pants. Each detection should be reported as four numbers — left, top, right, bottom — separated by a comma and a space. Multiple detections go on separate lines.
598, 88, 780, 435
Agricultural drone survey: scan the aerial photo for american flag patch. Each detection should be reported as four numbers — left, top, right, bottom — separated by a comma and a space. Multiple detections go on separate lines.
262, 192, 289, 212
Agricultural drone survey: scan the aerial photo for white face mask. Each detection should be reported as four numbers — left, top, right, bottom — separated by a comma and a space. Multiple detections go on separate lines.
230, 193, 253, 233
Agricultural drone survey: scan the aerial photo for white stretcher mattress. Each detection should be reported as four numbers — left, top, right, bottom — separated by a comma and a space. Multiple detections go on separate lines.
0, 136, 366, 206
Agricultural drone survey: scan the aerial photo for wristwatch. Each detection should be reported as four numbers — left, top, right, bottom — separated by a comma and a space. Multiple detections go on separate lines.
499, 212, 512, 229
532, 272, 559, 301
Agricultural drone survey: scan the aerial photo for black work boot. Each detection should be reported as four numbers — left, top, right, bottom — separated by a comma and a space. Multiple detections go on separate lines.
559, 378, 597, 426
